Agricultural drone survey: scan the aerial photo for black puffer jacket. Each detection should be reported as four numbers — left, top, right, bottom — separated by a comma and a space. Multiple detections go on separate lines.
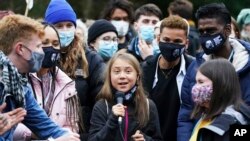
74, 48, 105, 139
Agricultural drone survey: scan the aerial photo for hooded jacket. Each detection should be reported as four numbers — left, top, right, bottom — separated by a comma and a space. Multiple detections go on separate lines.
13, 67, 78, 140
195, 104, 250, 141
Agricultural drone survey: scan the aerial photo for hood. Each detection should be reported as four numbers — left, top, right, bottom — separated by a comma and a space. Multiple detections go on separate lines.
222, 105, 248, 125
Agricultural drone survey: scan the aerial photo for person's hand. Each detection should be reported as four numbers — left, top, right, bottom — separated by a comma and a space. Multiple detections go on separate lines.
0, 102, 27, 135
132, 130, 145, 141
138, 39, 153, 60
112, 104, 126, 117
54, 132, 80, 141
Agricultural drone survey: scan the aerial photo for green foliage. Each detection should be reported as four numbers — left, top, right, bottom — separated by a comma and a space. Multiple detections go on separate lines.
0, 0, 250, 21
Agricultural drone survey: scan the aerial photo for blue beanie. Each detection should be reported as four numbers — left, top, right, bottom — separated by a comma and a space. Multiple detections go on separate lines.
45, 0, 76, 26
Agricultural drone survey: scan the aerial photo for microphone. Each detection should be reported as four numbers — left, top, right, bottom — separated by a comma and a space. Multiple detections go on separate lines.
115, 91, 124, 125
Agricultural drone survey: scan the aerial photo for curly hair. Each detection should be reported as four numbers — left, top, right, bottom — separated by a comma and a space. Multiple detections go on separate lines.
160, 15, 189, 36
59, 35, 89, 79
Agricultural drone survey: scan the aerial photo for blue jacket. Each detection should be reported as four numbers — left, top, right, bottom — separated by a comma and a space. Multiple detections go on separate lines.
177, 39, 250, 141
0, 82, 66, 141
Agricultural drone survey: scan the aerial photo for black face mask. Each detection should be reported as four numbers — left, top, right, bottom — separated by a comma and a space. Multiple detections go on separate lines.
199, 32, 226, 55
159, 42, 185, 62
42, 46, 60, 68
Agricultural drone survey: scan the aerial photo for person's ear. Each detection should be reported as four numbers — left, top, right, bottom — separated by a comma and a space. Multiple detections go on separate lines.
90, 41, 98, 51
224, 24, 232, 37
185, 38, 189, 50
134, 22, 139, 32
14, 42, 24, 56
157, 34, 161, 43
136, 75, 140, 85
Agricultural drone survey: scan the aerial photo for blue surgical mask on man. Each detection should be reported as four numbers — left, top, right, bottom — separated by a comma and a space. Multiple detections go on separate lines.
22, 45, 45, 72
58, 30, 75, 48
139, 25, 154, 44
98, 40, 118, 61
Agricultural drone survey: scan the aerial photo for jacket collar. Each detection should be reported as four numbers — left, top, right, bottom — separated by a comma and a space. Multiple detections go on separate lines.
200, 104, 250, 136
152, 54, 186, 89
197, 38, 250, 72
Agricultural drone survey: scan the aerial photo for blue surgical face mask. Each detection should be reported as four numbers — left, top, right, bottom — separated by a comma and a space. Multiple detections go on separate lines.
58, 30, 75, 48
139, 25, 154, 44
22, 45, 45, 72
152, 40, 160, 55
98, 40, 118, 61
42, 46, 60, 68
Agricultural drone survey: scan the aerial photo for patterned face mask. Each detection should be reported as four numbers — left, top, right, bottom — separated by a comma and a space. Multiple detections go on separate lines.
191, 84, 213, 106
199, 32, 226, 55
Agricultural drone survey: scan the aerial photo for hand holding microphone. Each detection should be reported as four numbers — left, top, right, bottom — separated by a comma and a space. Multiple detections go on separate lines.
112, 91, 126, 125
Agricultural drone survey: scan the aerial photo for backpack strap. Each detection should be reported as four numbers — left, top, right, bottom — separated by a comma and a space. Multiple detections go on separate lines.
147, 98, 149, 119
105, 99, 109, 115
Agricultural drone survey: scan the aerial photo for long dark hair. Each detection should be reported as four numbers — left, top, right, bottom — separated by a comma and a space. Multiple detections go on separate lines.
101, 0, 134, 23
191, 59, 244, 120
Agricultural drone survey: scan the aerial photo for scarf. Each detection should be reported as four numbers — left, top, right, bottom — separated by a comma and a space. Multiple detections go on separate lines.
112, 85, 138, 103
0, 51, 27, 107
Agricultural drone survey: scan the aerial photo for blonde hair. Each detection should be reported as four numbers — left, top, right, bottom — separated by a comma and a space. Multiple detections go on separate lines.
0, 14, 44, 54
59, 35, 89, 79
97, 51, 149, 128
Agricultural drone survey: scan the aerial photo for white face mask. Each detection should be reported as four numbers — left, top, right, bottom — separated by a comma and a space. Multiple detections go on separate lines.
241, 30, 250, 42
111, 20, 129, 37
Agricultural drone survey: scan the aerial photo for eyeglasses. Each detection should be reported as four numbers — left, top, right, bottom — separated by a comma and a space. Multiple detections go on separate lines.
100, 36, 119, 44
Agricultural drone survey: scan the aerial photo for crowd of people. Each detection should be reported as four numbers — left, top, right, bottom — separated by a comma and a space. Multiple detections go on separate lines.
0, 0, 250, 141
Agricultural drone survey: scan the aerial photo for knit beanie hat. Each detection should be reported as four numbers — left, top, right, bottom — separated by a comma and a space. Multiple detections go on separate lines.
45, 0, 76, 26
237, 9, 250, 29
88, 19, 118, 45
